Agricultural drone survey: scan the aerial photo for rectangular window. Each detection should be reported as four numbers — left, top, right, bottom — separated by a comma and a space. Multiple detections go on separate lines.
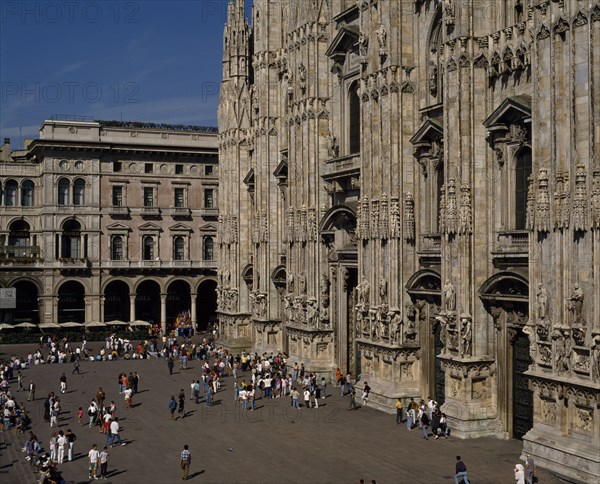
174, 188, 185, 208
112, 186, 123, 206
205, 165, 214, 176
175, 164, 184, 174
113, 162, 122, 172
204, 189, 214, 209
143, 187, 154, 207
145, 163, 153, 174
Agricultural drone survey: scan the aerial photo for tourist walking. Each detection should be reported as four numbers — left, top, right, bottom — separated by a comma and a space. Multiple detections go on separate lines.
72, 358, 80, 375
180, 444, 191, 481
168, 395, 177, 419
454, 456, 470, 484
99, 446, 110, 479
362, 382, 371, 406
515, 463, 526, 484
56, 431, 66, 464
421, 410, 430, 440
65, 428, 76, 461
60, 373, 67, 394
88, 444, 100, 480
178, 390, 186, 418
27, 380, 35, 401
108, 418, 124, 447
395, 398, 403, 424
348, 389, 359, 410
525, 454, 536, 484
168, 358, 175, 375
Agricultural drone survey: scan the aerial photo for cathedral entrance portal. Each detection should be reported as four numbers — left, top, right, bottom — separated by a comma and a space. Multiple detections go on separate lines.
513, 331, 533, 439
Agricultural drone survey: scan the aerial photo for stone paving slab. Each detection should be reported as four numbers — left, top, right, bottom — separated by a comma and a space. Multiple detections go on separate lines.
0, 342, 565, 484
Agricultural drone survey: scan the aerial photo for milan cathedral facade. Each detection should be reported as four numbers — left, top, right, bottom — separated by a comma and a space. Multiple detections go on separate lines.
217, 1, 600, 480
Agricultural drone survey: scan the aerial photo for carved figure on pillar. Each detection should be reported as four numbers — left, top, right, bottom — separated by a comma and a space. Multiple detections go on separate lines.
460, 318, 472, 358
537, 283, 548, 320
551, 328, 571, 375
435, 314, 450, 354
328, 132, 339, 158
379, 277, 388, 305
443, 279, 456, 312
566, 284, 584, 325
405, 305, 418, 342
284, 294, 294, 321
358, 30, 368, 57
389, 311, 403, 345
376, 23, 387, 56
356, 275, 370, 308
591, 335, 600, 381
286, 272, 294, 294
306, 298, 319, 327
522, 324, 538, 369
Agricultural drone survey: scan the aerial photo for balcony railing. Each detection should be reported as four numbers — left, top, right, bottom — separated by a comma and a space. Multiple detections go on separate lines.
496, 230, 529, 251
172, 207, 192, 218
141, 206, 161, 217
198, 207, 218, 217
108, 205, 130, 216
420, 234, 442, 252
0, 246, 41, 259
324, 154, 360, 177
104, 259, 218, 269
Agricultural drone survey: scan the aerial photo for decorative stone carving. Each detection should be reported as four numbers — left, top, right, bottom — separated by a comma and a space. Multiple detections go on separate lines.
250, 291, 267, 319
286, 272, 294, 294
389, 310, 402, 345
591, 335, 600, 381
575, 407, 593, 433
306, 298, 319, 326
328, 133, 339, 158
554, 171, 570, 230
307, 207, 317, 241
429, 61, 438, 97
526, 175, 536, 230
572, 164, 588, 231
390, 196, 401, 238
443, 279, 456, 312
435, 314, 450, 354
298, 62, 307, 93
459, 184, 472, 234
379, 194, 389, 239
260, 211, 269, 242
359, 197, 369, 240
566, 284, 584, 325
535, 168, 551, 233
536, 283, 548, 320
404, 193, 415, 241
371, 199, 380, 238
592, 170, 600, 230
285, 208, 294, 242
405, 304, 418, 342
541, 400, 557, 424
439, 186, 446, 233
445, 179, 458, 234
376, 23, 387, 58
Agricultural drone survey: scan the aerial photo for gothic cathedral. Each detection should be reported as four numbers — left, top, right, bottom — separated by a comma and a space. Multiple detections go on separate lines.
217, 1, 600, 481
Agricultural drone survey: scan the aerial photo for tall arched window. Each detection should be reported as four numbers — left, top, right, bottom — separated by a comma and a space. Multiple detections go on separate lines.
61, 219, 81, 258
21, 180, 34, 206
348, 82, 361, 154
515, 147, 532, 230
203, 236, 214, 261
111, 236, 123, 260
142, 236, 154, 260
58, 179, 70, 205
73, 179, 85, 206
5, 179, 18, 206
8, 220, 30, 247
173, 236, 185, 260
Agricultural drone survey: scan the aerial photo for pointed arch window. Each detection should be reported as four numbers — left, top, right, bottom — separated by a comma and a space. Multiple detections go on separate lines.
348, 82, 361, 154
515, 147, 532, 230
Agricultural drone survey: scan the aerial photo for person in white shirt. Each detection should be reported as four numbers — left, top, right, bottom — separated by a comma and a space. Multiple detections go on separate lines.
56, 431, 66, 464
108, 418, 124, 447
303, 388, 311, 408
88, 443, 100, 479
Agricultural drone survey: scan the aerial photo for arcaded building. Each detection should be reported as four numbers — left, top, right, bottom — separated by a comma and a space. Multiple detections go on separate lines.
0, 118, 219, 331
217, 0, 600, 481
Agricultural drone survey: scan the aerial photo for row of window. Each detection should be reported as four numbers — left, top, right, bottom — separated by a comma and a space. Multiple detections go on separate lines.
0, 180, 35, 207
112, 186, 215, 209
111, 235, 214, 261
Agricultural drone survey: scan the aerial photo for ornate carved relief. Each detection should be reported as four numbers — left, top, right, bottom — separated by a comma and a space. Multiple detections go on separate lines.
445, 179, 458, 234
459, 184, 472, 235
571, 164, 588, 231
379, 194, 389, 240
554, 171, 570, 230
574, 407, 593, 433
535, 168, 551, 232
541, 399, 557, 424
390, 196, 401, 238
404, 193, 415, 241
592, 170, 600, 230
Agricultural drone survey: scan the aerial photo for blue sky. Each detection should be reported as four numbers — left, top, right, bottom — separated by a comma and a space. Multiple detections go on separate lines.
0, 0, 253, 147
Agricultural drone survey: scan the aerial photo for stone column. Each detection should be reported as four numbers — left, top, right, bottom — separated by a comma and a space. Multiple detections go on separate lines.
190, 293, 197, 328
128, 294, 135, 322
160, 293, 167, 334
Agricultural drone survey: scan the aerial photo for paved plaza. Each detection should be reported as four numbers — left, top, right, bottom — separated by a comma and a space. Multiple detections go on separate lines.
1, 342, 563, 484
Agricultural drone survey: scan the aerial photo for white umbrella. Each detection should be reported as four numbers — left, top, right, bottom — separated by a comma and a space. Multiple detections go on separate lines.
128, 320, 151, 327
14, 322, 37, 328
38, 322, 61, 329
106, 319, 128, 326
0, 323, 16, 330
61, 321, 84, 328
84, 321, 107, 328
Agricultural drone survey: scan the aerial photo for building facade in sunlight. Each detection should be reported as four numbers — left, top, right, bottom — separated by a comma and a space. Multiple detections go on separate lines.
217, 0, 600, 481
0, 119, 219, 331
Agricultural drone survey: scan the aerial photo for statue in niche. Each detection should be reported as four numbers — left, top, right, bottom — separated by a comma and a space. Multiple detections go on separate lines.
356, 275, 370, 307
284, 294, 294, 321
320, 274, 330, 303
460, 318, 472, 357
358, 30, 368, 57
443, 279, 456, 312
389, 311, 403, 344
298, 272, 306, 294
286, 272, 294, 294
328, 133, 339, 158
591, 335, 600, 381
376, 23, 387, 54
536, 283, 548, 320
379, 277, 388, 305
566, 283, 584, 325
306, 298, 319, 326
552, 328, 571, 375
223, 268, 230, 288
435, 314, 450, 353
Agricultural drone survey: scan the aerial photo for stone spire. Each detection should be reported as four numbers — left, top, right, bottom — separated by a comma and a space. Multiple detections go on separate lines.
222, 0, 251, 82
